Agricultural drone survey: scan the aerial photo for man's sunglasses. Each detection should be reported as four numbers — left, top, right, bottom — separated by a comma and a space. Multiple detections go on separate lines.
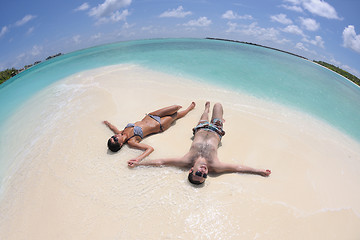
111, 136, 118, 142
193, 170, 207, 178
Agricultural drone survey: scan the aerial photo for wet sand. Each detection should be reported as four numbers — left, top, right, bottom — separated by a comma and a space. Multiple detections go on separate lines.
0, 64, 360, 239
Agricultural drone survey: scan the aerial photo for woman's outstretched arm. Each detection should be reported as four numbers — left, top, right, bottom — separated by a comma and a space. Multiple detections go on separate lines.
103, 120, 122, 134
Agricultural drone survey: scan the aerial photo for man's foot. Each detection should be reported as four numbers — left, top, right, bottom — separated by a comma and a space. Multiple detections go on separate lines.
205, 101, 210, 113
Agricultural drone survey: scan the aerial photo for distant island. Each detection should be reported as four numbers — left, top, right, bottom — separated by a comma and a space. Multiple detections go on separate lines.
206, 37, 308, 60
0, 53, 62, 85
207, 38, 360, 87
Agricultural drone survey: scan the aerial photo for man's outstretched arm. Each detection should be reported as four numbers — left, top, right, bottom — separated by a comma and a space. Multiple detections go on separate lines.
214, 162, 271, 177
128, 157, 189, 168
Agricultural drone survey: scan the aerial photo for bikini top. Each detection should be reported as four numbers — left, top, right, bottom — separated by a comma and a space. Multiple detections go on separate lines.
124, 123, 144, 140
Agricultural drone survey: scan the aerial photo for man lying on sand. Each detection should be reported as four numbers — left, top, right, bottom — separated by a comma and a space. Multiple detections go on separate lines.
128, 102, 271, 185
104, 102, 195, 162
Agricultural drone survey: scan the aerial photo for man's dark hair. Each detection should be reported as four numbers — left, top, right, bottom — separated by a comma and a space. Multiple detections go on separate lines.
107, 139, 121, 152
188, 172, 204, 185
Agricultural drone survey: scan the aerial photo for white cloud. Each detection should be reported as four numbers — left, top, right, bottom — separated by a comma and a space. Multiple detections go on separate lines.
299, 17, 320, 31
91, 33, 102, 39
239, 22, 288, 44
184, 17, 211, 27
159, 6, 192, 18
303, 35, 324, 48
140, 25, 165, 35
343, 25, 360, 53
122, 22, 134, 29
302, 0, 341, 20
284, 0, 301, 4
328, 56, 341, 66
15, 15, 37, 26
295, 42, 309, 51
26, 27, 35, 35
225, 22, 238, 33
31, 45, 43, 56
0, 26, 8, 38
89, 0, 131, 19
225, 21, 289, 44
222, 10, 236, 19
93, 9, 130, 24
313, 35, 324, 48
282, 0, 341, 20
239, 15, 253, 20
72, 35, 81, 44
280, 4, 303, 12
294, 42, 317, 55
141, 26, 153, 31
282, 25, 305, 36
16, 53, 26, 64
221, 10, 253, 20
74, 3, 90, 12
270, 14, 292, 25
110, 9, 129, 22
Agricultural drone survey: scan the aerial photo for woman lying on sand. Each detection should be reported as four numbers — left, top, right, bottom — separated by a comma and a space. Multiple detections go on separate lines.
103, 102, 195, 161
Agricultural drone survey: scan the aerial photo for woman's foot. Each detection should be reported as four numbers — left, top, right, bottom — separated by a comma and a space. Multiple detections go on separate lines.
176, 102, 196, 119
188, 102, 196, 111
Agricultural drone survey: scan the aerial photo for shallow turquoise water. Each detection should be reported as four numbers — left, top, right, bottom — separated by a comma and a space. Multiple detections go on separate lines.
1, 38, 360, 142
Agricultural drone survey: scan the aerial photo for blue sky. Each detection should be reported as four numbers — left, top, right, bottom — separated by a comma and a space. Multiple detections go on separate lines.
1, 0, 360, 77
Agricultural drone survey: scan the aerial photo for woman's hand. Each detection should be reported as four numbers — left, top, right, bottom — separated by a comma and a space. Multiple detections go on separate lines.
103, 120, 121, 134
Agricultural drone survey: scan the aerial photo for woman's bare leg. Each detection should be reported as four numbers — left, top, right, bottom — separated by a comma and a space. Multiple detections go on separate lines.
148, 105, 182, 117
160, 102, 196, 131
175, 102, 196, 119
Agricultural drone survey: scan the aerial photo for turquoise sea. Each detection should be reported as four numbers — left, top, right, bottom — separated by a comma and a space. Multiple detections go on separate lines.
1, 38, 360, 179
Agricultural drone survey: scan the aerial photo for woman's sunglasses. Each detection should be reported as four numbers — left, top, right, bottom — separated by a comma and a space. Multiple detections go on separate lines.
111, 136, 118, 142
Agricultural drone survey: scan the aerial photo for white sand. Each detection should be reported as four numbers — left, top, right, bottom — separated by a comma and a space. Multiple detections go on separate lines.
0, 64, 360, 239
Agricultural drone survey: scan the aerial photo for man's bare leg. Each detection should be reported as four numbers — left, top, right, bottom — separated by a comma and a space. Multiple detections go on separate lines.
198, 101, 210, 123
211, 102, 225, 123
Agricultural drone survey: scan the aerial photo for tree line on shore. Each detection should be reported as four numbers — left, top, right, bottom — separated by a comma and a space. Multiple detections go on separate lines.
313, 61, 360, 86
0, 53, 62, 85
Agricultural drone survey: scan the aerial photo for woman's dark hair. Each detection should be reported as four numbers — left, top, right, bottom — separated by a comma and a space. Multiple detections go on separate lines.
107, 139, 121, 152
188, 172, 204, 185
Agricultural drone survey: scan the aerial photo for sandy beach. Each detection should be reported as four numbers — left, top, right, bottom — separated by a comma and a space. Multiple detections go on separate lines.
0, 64, 360, 239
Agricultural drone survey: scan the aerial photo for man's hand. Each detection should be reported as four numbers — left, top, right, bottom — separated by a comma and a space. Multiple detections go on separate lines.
128, 159, 140, 168
260, 169, 271, 177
